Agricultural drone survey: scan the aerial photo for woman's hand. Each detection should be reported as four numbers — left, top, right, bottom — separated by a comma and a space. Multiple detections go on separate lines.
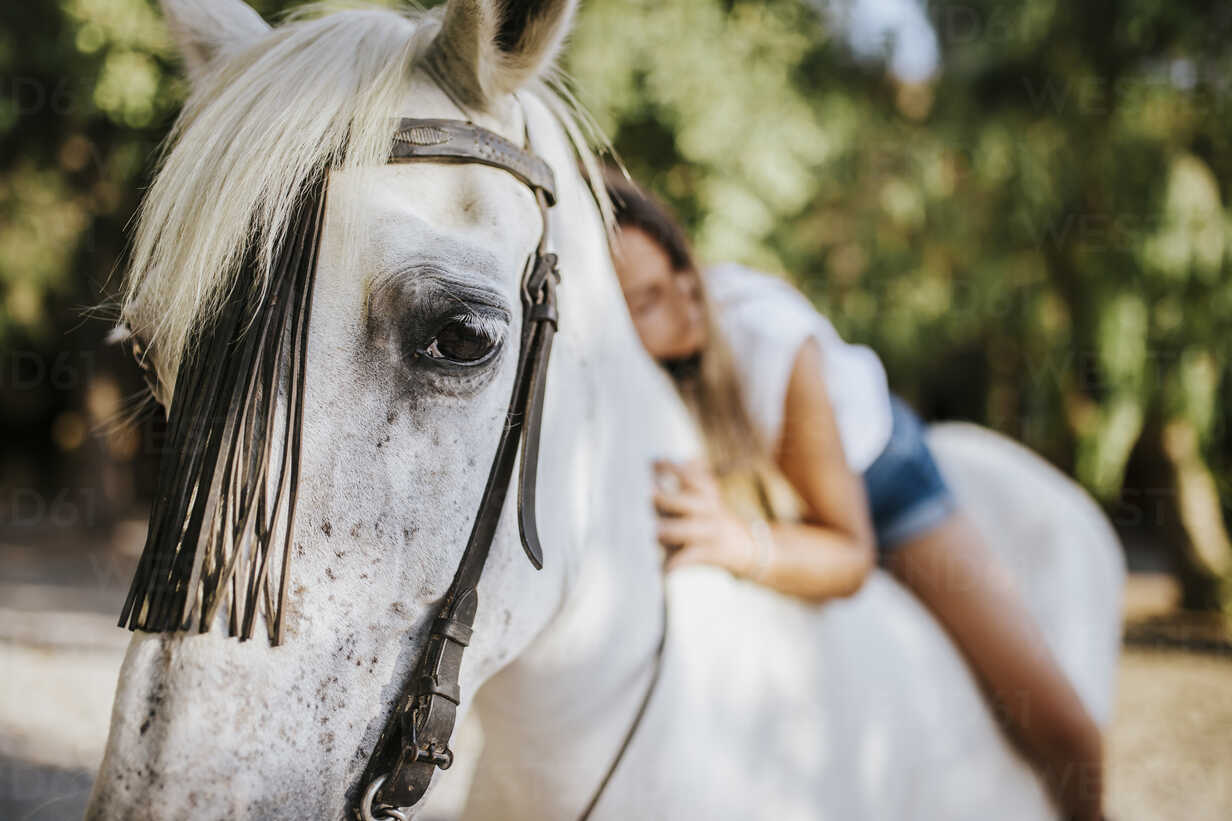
652, 459, 759, 576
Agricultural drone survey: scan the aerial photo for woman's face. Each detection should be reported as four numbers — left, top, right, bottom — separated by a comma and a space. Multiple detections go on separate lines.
612, 226, 708, 361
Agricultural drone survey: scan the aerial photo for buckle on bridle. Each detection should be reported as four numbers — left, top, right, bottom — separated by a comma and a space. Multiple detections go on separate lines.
405, 713, 455, 770
524, 252, 559, 329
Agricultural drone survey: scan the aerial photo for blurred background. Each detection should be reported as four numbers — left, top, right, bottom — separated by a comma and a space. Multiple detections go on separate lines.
1, 0, 1229, 818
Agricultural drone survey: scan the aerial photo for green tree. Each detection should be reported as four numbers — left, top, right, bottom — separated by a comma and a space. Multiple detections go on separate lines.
567, 0, 1232, 611
2, 0, 1228, 611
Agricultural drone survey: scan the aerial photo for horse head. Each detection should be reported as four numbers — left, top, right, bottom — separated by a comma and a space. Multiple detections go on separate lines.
88, 2, 692, 818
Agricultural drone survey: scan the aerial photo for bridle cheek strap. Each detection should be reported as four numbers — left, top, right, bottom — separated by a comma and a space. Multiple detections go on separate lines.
359, 119, 559, 815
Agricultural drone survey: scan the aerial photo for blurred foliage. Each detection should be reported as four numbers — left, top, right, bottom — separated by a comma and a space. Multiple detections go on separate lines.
0, 0, 304, 511
568, 0, 1232, 605
1, 0, 1229, 600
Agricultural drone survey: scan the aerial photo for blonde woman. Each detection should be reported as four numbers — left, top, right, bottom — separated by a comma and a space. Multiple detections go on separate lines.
605, 173, 1106, 821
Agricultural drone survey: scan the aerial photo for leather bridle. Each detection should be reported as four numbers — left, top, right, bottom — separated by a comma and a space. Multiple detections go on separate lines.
354, 114, 559, 815
356, 116, 666, 821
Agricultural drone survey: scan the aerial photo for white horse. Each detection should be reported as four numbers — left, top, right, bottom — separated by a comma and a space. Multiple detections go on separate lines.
87, 2, 1125, 819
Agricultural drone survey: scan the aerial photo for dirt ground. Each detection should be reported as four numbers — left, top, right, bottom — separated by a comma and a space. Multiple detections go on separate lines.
1106, 648, 1232, 820
2, 566, 1230, 819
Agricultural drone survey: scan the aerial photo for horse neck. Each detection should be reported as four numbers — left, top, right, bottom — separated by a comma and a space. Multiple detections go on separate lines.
472, 508, 668, 805
468, 97, 697, 815
471, 346, 679, 814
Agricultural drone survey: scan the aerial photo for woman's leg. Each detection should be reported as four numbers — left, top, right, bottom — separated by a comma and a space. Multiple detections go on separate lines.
885, 515, 1105, 821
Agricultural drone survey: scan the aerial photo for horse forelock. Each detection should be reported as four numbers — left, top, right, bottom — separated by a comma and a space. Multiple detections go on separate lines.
122, 3, 607, 409
123, 6, 437, 403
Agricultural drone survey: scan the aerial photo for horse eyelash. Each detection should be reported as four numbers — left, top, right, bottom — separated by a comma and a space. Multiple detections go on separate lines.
441, 309, 507, 343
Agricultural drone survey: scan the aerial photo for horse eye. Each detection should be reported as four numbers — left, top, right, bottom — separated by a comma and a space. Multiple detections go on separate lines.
420, 314, 501, 366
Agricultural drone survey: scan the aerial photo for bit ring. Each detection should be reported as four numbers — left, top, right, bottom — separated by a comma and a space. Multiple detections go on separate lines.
360, 774, 409, 821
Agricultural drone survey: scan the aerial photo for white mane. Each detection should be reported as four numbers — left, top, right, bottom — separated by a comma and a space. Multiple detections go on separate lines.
122, 2, 607, 403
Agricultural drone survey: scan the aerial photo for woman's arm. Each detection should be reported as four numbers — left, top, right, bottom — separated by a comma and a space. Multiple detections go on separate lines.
655, 338, 876, 602
764, 336, 876, 600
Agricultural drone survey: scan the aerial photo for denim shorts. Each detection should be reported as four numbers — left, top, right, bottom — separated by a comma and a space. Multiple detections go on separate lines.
862, 396, 957, 559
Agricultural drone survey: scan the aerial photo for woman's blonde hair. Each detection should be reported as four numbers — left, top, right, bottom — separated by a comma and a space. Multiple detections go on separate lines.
604, 171, 790, 521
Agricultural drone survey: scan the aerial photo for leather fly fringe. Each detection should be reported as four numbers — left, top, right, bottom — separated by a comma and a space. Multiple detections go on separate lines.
119, 173, 328, 645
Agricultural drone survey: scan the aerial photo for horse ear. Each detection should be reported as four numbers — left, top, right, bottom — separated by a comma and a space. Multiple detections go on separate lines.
429, 0, 578, 107
160, 0, 271, 82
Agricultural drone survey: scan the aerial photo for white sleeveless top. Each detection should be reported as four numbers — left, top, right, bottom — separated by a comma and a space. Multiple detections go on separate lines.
704, 262, 893, 473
